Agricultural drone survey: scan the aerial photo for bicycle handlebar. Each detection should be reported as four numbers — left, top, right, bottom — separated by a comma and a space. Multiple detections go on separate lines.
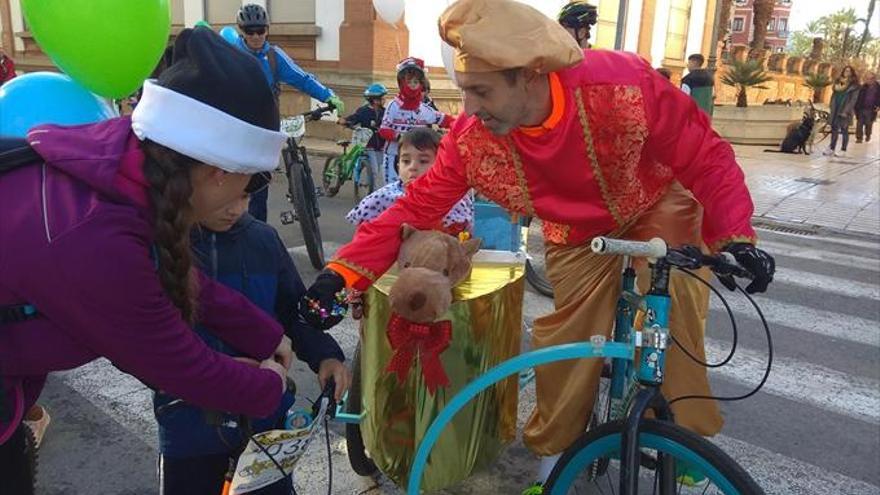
591, 236, 753, 280
299, 105, 335, 121
591, 237, 667, 258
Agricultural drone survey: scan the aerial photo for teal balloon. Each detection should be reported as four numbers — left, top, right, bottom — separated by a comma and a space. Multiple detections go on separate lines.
21, 0, 171, 99
0, 72, 117, 138
194, 20, 211, 28
220, 26, 240, 45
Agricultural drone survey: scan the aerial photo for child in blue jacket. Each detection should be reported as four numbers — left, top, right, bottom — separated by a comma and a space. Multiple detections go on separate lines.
154, 192, 350, 495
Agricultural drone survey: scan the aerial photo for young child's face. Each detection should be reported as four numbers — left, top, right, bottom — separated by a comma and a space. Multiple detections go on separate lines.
403, 71, 423, 91
399, 143, 436, 185
200, 193, 250, 232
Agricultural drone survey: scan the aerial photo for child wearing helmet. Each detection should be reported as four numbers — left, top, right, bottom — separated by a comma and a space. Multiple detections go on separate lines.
378, 57, 452, 184
337, 83, 388, 186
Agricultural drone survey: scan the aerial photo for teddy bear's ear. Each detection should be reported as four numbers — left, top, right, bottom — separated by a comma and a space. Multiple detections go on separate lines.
401, 223, 418, 240
461, 237, 482, 257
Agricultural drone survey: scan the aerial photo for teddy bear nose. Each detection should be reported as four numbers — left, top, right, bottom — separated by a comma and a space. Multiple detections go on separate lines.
409, 292, 427, 311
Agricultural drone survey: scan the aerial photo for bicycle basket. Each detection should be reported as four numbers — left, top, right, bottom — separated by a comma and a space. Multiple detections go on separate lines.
280, 116, 306, 139
351, 127, 373, 147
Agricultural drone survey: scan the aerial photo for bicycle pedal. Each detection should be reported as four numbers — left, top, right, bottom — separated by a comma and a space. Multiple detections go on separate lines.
280, 211, 297, 225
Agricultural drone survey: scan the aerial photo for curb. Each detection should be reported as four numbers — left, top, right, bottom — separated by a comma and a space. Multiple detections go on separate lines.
752, 216, 880, 243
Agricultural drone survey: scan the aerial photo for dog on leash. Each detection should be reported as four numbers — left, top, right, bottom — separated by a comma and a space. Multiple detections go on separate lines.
765, 102, 816, 154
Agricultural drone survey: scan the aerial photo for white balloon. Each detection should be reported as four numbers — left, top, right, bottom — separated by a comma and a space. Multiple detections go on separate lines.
441, 42, 457, 86
373, 0, 405, 25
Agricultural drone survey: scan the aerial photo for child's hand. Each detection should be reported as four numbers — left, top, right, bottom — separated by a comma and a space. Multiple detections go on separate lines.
317, 359, 351, 402
273, 335, 294, 370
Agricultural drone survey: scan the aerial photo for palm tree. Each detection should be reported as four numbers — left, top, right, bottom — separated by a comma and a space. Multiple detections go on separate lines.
721, 59, 774, 107
749, 0, 775, 59
857, 0, 877, 57
803, 73, 831, 103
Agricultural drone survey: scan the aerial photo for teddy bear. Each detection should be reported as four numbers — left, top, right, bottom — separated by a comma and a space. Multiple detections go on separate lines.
389, 224, 482, 322
383, 224, 481, 393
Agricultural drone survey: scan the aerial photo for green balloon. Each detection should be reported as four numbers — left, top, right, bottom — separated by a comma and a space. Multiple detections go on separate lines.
22, 0, 171, 99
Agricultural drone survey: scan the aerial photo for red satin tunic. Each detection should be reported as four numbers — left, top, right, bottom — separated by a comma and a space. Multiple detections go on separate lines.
330, 50, 756, 290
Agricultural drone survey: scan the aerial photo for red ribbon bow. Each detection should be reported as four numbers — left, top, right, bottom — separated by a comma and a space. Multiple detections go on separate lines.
385, 313, 452, 395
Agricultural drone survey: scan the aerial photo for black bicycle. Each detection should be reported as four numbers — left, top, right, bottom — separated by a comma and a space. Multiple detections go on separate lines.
280, 106, 333, 270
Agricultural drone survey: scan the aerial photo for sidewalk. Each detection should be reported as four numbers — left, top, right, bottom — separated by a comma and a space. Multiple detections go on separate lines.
304, 135, 880, 238
735, 139, 880, 238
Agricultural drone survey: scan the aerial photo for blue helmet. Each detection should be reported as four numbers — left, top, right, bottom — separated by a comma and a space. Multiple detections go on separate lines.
363, 83, 388, 99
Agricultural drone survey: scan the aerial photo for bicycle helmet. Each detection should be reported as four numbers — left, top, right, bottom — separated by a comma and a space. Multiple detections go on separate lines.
557, 1, 598, 30
396, 57, 426, 85
363, 83, 388, 99
237, 4, 269, 28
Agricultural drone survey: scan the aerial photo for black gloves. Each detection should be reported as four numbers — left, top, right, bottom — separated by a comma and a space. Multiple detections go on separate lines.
299, 269, 348, 330
719, 243, 775, 294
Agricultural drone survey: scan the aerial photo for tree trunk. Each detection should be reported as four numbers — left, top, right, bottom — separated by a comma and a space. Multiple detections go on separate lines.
737, 86, 748, 107
717, 0, 734, 60
749, 0, 774, 60
857, 0, 875, 57
812, 88, 823, 104
717, 0, 733, 44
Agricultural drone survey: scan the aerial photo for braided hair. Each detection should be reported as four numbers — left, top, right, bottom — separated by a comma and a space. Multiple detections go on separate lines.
142, 140, 199, 324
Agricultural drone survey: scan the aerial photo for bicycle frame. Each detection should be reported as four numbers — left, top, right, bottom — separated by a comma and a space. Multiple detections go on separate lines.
340, 142, 368, 182
404, 253, 677, 495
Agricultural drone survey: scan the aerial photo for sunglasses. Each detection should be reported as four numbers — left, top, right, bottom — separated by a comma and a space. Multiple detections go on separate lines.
244, 27, 267, 36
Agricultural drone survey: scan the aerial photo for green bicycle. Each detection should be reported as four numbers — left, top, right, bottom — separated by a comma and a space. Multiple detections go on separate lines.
322, 126, 376, 200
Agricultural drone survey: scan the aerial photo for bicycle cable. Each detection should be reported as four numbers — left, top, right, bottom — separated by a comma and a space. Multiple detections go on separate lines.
669, 279, 774, 405
671, 268, 739, 368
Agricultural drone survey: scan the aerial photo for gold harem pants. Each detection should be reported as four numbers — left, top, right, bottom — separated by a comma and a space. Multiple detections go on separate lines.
523, 183, 724, 455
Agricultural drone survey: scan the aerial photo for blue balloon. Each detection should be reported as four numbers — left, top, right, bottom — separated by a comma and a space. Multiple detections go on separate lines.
0, 72, 117, 138
219, 26, 239, 45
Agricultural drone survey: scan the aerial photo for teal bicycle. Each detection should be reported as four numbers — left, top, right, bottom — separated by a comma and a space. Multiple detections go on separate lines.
406, 236, 771, 495
322, 126, 375, 200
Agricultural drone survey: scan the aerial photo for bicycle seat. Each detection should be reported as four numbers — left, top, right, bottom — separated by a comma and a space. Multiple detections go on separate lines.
336, 139, 351, 147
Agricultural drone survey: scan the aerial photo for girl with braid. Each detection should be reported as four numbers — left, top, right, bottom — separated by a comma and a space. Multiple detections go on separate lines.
0, 28, 296, 491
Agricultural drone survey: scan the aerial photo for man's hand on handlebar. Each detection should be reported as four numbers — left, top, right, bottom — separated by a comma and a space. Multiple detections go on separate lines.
719, 243, 775, 294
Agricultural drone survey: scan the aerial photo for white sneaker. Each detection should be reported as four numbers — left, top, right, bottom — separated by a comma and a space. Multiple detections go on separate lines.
822, 147, 834, 156
836, 150, 848, 158
23, 405, 50, 448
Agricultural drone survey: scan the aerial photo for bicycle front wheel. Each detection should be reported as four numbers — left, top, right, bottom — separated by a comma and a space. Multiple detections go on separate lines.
353, 156, 374, 201
287, 149, 325, 269
545, 419, 763, 495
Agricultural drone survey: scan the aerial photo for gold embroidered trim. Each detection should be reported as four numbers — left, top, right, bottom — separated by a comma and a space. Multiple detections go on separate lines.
542, 221, 572, 245
710, 234, 758, 253
507, 137, 536, 217
329, 258, 379, 283
575, 87, 624, 226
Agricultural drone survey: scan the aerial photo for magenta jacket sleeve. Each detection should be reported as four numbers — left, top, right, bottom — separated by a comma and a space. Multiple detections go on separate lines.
195, 270, 283, 361
639, 61, 757, 250
30, 212, 284, 418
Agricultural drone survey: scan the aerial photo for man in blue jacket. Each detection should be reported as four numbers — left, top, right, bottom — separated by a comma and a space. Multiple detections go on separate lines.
154, 192, 350, 495
234, 4, 345, 222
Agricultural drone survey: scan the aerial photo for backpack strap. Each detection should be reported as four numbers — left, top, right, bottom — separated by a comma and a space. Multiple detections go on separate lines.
0, 139, 40, 174
266, 46, 281, 99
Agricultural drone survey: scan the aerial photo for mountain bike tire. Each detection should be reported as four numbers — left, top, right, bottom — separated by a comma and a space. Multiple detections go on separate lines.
545, 419, 763, 495
286, 146, 325, 269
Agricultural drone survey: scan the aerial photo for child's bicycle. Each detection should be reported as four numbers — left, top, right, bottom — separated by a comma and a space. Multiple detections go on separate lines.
321, 126, 376, 200
406, 236, 771, 495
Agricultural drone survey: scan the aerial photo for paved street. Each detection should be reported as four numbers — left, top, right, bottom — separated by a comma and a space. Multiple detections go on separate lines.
35, 140, 880, 494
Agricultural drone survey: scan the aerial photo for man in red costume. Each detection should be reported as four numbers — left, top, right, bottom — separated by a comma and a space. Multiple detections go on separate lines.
300, 0, 774, 489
